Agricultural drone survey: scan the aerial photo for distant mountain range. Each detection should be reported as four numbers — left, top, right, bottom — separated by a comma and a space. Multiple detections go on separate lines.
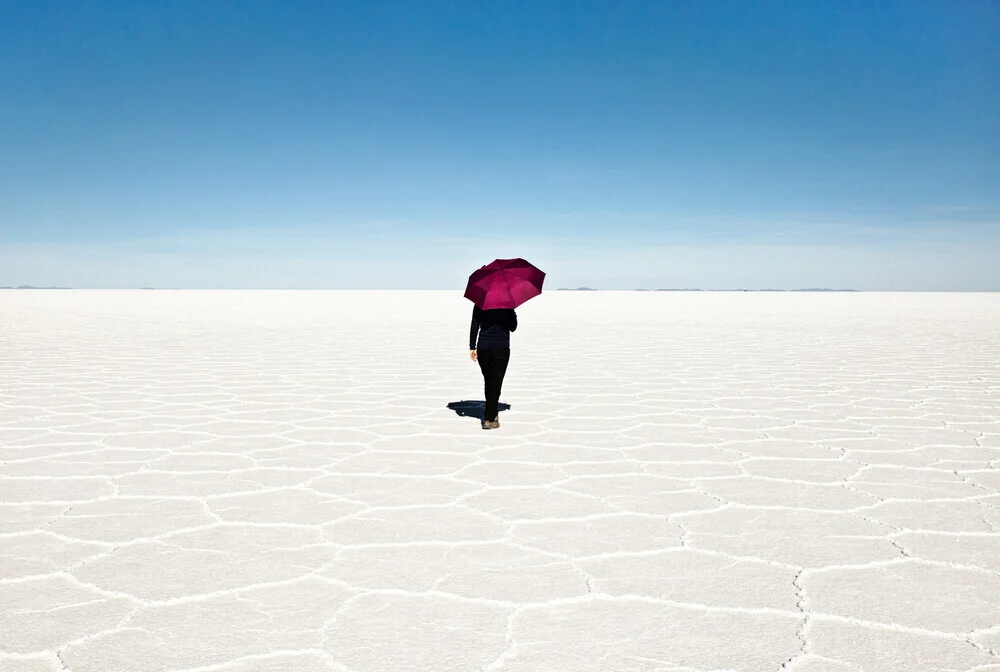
642, 288, 861, 292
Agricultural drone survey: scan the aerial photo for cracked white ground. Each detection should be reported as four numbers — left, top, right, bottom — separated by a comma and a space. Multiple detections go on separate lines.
1, 290, 999, 672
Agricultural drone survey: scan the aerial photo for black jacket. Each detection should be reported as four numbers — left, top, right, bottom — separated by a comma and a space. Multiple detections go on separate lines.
470, 306, 517, 350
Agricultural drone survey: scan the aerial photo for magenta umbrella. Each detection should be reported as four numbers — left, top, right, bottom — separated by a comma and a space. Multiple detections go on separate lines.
465, 258, 545, 310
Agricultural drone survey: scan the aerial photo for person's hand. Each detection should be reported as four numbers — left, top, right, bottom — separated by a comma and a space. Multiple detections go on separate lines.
470, 349, 477, 362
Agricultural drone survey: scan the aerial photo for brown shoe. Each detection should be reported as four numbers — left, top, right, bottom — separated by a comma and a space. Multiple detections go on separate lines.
484, 418, 500, 429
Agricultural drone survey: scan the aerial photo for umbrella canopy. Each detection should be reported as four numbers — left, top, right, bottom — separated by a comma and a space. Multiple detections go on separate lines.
465, 258, 545, 310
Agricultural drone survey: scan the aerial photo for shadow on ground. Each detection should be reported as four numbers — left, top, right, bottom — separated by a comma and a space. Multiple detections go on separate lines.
447, 400, 511, 421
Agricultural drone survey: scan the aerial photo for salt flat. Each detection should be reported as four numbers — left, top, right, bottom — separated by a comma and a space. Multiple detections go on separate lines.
1, 289, 999, 672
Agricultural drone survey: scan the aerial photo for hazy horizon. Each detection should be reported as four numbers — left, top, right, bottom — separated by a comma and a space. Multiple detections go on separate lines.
1, 285, 996, 292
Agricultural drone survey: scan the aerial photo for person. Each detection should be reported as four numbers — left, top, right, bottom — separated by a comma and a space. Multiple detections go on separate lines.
469, 305, 517, 430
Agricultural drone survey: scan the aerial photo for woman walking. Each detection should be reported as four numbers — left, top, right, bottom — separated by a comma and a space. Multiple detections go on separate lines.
463, 257, 545, 431
470, 305, 517, 429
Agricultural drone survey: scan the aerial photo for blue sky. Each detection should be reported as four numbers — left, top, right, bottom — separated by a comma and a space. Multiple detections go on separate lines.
1, 0, 997, 289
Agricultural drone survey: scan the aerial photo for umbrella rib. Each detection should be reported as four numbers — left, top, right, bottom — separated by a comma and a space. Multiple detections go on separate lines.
503, 270, 515, 308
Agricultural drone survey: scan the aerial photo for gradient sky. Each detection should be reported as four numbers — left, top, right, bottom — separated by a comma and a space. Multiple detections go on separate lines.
2, 0, 998, 289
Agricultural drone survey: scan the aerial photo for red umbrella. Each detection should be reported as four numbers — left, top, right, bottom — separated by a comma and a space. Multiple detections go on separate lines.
465, 258, 545, 310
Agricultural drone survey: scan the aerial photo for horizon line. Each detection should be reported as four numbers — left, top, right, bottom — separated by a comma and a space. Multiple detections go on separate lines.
7, 286, 1000, 293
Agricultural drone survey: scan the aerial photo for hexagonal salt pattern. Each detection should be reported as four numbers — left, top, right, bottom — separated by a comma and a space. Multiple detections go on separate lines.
1, 290, 999, 672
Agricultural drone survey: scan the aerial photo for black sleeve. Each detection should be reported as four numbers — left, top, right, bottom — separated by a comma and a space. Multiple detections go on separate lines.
510, 310, 517, 332
469, 307, 480, 349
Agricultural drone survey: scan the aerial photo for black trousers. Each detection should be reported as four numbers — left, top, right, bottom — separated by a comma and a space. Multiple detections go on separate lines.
477, 347, 510, 421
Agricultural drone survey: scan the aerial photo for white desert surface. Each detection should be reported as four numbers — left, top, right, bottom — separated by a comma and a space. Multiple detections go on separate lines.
1, 289, 999, 672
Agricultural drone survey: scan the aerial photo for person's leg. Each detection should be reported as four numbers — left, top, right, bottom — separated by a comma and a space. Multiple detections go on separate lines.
478, 348, 498, 423
483, 348, 510, 424
486, 350, 502, 423
491, 348, 510, 422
